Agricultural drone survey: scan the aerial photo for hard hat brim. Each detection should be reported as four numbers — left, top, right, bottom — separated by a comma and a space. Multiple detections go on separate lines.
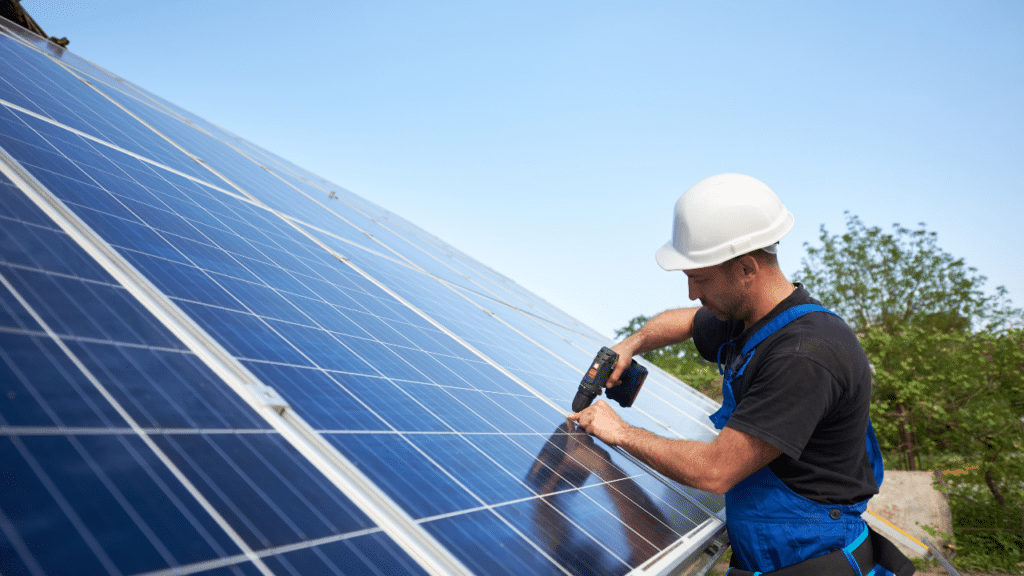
655, 241, 705, 271
654, 210, 794, 271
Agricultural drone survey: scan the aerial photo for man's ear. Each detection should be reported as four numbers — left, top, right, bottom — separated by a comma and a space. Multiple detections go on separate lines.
736, 254, 760, 279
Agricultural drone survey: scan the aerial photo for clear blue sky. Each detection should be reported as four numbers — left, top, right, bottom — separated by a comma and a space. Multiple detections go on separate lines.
23, 1, 1024, 338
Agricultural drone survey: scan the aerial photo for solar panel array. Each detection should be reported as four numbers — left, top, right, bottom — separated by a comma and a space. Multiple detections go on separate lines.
0, 19, 725, 576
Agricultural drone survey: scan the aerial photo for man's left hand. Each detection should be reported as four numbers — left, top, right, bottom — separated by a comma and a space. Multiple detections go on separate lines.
568, 400, 630, 446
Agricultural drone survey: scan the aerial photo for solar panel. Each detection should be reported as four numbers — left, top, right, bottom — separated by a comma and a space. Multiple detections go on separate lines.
0, 18, 726, 576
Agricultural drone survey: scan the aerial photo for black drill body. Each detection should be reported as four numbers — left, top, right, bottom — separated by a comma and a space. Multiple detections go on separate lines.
571, 346, 648, 412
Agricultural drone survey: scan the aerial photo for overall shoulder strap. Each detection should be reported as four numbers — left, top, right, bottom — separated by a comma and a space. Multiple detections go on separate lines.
739, 304, 839, 356
709, 304, 842, 430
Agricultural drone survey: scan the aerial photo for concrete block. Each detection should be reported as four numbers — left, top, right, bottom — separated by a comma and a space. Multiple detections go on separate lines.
867, 470, 953, 558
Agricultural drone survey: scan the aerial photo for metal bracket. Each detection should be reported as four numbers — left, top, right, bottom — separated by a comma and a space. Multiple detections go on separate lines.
923, 537, 962, 576
250, 384, 289, 414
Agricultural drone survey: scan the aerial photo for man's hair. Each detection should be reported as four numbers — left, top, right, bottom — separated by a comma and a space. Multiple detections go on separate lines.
723, 247, 780, 269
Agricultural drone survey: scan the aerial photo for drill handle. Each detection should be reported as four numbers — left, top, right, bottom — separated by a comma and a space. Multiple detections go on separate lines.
571, 347, 618, 412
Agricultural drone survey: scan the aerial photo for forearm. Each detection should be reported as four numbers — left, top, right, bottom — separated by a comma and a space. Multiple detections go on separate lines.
569, 401, 782, 494
615, 426, 725, 494
616, 307, 700, 357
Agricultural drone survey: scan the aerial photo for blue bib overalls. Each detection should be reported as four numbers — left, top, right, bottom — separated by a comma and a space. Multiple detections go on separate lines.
709, 304, 894, 576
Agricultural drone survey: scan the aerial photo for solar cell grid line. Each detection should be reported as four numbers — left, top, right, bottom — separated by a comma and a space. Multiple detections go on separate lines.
0, 110, 423, 336
302, 244, 600, 401
254, 147, 727, 528
2, 86, 638, 573
38, 76, 398, 262
327, 240, 720, 450
0, 183, 460, 573
2, 80, 598, 430
446, 286, 721, 441
315, 248, 573, 393
0, 33, 392, 267
367, 429, 681, 569
303, 190, 605, 340
41, 140, 720, 573
488, 300, 718, 419
288, 206, 720, 483
0, 147, 474, 575
25, 47, 321, 195
284, 226, 723, 536
258, 175, 595, 338
334, 230, 593, 341
0, 258, 274, 576
0, 96, 244, 213
296, 256, 724, 569
0, 18, 216, 141
457, 306, 720, 444
4, 87, 708, 549
0, 35, 485, 315
24, 33, 598, 342
0, 32, 211, 183
0, 17, 133, 97
18, 20, 598, 350
4, 17, 605, 353
0, 175, 435, 575
5, 62, 429, 272
1, 426, 278, 436
0, 24, 724, 569
284, 206, 720, 561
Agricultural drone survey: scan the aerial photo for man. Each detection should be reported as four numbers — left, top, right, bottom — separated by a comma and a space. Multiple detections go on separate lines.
569, 174, 912, 576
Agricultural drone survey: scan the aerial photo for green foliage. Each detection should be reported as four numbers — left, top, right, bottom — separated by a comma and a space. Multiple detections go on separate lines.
615, 315, 721, 400
863, 326, 1024, 494
794, 213, 1022, 333
909, 557, 940, 573
945, 482, 1024, 573
920, 522, 952, 542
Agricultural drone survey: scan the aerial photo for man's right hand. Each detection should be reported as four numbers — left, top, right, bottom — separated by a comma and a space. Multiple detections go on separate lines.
605, 341, 637, 388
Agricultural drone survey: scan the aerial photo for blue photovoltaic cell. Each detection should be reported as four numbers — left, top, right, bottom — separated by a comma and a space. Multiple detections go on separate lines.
3, 265, 183, 348
0, 20, 724, 575
149, 433, 376, 549
64, 339, 266, 430
497, 498, 634, 576
242, 363, 390, 431
406, 433, 538, 505
0, 34, 209, 182
1, 434, 246, 574
0, 165, 431, 574
261, 534, 431, 576
424, 509, 577, 576
0, 332, 127, 428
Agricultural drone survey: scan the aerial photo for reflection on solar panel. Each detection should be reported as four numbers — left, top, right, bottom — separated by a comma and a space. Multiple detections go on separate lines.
0, 19, 726, 576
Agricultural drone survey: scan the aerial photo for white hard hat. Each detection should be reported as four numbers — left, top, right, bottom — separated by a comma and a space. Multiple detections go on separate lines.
655, 173, 794, 270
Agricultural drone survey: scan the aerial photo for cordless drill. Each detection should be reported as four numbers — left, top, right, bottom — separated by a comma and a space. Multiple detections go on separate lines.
571, 347, 648, 412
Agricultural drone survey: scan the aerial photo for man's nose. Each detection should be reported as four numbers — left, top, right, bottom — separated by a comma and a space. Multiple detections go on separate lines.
688, 278, 700, 301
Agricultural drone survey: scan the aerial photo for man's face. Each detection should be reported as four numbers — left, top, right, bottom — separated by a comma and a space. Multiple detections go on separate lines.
683, 262, 745, 321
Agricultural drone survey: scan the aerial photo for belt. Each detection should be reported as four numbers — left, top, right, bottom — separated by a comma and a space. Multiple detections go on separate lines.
726, 526, 916, 576
726, 527, 874, 576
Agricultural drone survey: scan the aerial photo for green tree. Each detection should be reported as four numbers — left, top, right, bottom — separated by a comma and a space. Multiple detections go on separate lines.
795, 213, 1021, 334
863, 325, 1023, 490
615, 315, 721, 400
